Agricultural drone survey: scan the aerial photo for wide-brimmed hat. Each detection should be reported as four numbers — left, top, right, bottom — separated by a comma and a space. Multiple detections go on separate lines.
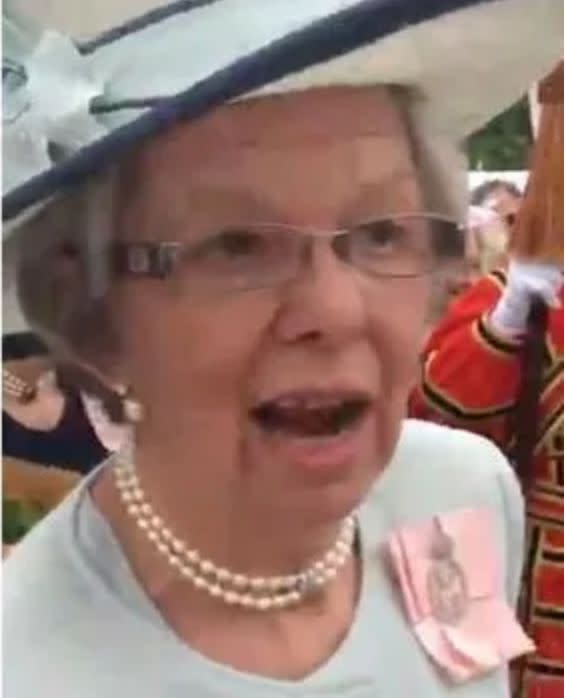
3, 0, 563, 227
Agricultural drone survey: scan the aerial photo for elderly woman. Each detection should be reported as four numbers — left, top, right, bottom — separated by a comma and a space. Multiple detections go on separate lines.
3, 1, 562, 696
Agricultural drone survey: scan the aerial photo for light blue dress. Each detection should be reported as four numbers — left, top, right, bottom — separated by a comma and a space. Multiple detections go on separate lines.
3, 420, 525, 697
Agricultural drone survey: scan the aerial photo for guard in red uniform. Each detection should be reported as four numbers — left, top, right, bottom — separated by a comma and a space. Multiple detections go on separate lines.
411, 61, 564, 698
411, 264, 563, 698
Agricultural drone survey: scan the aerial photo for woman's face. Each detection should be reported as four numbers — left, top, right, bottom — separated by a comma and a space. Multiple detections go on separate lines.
112, 87, 432, 523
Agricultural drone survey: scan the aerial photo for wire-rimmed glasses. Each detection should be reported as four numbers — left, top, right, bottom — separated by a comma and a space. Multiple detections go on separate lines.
114, 213, 465, 294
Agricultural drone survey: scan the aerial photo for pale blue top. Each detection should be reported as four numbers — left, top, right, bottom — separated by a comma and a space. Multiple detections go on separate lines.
3, 420, 524, 697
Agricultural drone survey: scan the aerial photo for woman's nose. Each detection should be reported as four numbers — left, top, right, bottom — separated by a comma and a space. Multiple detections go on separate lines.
272, 238, 370, 347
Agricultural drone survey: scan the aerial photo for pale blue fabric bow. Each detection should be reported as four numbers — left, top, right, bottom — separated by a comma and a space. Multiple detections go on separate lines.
3, 7, 105, 197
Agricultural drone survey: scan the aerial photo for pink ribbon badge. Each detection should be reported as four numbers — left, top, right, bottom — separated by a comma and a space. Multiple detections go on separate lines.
386, 508, 534, 683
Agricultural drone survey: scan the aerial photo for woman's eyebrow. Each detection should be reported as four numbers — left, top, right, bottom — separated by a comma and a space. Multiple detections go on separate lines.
151, 186, 289, 239
145, 170, 421, 239
338, 173, 422, 224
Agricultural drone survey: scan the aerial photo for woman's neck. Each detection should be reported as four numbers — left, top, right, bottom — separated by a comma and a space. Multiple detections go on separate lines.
92, 464, 362, 680
107, 441, 350, 579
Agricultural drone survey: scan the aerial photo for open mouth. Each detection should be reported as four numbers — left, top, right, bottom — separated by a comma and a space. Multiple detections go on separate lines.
250, 391, 372, 438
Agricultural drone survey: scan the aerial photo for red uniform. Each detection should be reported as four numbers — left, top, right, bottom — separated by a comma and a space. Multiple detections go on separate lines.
410, 268, 564, 698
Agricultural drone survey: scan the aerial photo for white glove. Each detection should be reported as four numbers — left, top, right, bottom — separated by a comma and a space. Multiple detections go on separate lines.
489, 260, 563, 337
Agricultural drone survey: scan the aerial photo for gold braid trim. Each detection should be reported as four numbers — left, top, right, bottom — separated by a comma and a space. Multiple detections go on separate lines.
487, 268, 508, 291
474, 314, 522, 357
421, 353, 514, 420
536, 404, 564, 455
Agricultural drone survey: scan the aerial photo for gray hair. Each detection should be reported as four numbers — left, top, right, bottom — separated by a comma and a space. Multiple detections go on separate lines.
15, 171, 118, 367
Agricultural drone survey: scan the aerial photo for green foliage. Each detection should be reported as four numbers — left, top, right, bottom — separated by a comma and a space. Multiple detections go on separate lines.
467, 97, 533, 171
3, 499, 46, 544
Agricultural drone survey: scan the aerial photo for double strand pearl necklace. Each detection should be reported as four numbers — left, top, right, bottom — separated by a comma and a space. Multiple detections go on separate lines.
113, 453, 356, 611
3, 368, 36, 403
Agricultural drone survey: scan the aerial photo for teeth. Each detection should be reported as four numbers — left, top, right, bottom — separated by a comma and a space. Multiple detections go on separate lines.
272, 397, 348, 410
305, 398, 343, 410
272, 398, 301, 410
250, 393, 371, 438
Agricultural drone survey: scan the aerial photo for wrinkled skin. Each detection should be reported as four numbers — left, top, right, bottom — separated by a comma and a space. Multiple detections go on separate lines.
107, 87, 429, 549
92, 87, 436, 678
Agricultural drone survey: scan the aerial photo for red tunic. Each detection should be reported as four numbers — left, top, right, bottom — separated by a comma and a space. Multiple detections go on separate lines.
410, 269, 564, 698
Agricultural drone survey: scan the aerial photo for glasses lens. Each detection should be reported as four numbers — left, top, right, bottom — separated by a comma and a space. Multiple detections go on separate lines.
348, 215, 462, 278
183, 225, 301, 291
145, 215, 464, 292
430, 216, 465, 259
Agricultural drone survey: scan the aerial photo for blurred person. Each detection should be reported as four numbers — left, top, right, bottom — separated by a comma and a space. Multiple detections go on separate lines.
426, 206, 507, 333
471, 178, 523, 232
468, 205, 510, 275
3, 332, 109, 473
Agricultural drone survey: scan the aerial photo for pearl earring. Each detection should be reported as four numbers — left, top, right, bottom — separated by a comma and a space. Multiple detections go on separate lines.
116, 385, 145, 424
123, 395, 144, 423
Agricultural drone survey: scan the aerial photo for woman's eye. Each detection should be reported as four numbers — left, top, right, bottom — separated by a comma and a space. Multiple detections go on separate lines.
359, 220, 403, 250
196, 230, 266, 259
220, 230, 265, 256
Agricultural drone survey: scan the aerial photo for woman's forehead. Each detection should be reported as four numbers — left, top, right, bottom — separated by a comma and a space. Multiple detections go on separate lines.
118, 86, 418, 233
145, 86, 406, 151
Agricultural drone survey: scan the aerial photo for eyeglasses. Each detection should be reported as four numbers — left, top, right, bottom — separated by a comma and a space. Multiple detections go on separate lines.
114, 213, 464, 295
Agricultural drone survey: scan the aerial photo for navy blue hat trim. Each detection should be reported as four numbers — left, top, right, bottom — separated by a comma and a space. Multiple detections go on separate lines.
3, 0, 492, 222
79, 0, 219, 55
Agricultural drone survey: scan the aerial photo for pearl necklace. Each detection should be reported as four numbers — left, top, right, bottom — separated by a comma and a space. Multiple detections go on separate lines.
113, 453, 356, 611
3, 368, 36, 403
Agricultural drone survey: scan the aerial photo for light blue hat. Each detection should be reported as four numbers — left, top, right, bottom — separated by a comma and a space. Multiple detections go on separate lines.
3, 0, 563, 226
